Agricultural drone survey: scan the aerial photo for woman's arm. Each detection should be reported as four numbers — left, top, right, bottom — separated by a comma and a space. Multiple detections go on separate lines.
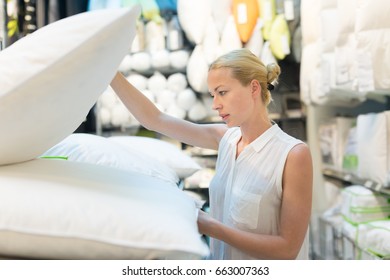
198, 143, 313, 259
110, 72, 227, 150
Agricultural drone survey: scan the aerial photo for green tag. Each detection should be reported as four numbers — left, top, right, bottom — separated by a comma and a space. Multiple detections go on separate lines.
40, 156, 68, 160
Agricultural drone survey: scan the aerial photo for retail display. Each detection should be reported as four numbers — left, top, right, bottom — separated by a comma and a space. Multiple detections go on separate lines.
302, 0, 390, 260
0, 5, 210, 260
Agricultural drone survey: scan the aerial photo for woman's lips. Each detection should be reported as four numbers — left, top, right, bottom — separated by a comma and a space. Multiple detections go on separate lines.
220, 114, 229, 121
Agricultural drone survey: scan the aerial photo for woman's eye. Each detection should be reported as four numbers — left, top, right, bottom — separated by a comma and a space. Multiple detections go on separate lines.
219, 91, 227, 96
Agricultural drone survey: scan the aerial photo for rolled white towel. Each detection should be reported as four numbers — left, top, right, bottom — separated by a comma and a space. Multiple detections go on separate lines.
147, 71, 167, 94
126, 73, 148, 91
167, 73, 188, 93
176, 88, 197, 111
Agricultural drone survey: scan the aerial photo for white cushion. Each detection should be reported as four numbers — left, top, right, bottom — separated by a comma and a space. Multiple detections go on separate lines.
341, 185, 390, 224
41, 133, 179, 185
346, 0, 390, 91
186, 45, 209, 94
357, 220, 390, 258
220, 15, 243, 54
0, 7, 140, 166
301, 0, 321, 46
108, 136, 201, 178
202, 16, 220, 65
177, 0, 211, 44
210, 0, 232, 36
0, 159, 209, 259
357, 111, 390, 186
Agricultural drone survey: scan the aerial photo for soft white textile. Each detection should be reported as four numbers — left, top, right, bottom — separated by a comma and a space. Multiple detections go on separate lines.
0, 159, 209, 259
108, 136, 201, 178
357, 220, 390, 258
0, 7, 140, 166
357, 111, 390, 186
42, 133, 179, 185
177, 0, 210, 44
341, 185, 390, 224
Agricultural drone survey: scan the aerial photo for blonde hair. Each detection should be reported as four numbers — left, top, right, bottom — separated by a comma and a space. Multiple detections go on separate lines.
209, 48, 281, 106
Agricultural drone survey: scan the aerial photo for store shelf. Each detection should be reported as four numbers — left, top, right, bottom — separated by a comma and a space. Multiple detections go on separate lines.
322, 165, 390, 195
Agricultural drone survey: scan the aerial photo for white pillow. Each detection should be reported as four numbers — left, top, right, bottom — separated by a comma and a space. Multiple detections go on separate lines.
341, 185, 390, 224
0, 7, 140, 166
220, 15, 243, 55
357, 220, 390, 258
186, 45, 209, 94
177, 0, 211, 44
41, 133, 179, 185
108, 136, 201, 178
357, 112, 390, 186
0, 159, 209, 259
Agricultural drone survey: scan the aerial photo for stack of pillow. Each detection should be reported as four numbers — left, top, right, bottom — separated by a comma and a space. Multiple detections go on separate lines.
0, 6, 208, 260
341, 185, 390, 259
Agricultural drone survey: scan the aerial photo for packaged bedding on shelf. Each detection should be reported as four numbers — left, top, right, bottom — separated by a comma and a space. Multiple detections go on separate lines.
341, 185, 390, 224
357, 111, 390, 187
357, 220, 390, 259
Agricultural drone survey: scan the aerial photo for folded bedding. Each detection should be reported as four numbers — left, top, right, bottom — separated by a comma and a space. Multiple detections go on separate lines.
357, 111, 390, 187
0, 5, 209, 260
357, 220, 390, 259
0, 159, 209, 259
341, 185, 390, 224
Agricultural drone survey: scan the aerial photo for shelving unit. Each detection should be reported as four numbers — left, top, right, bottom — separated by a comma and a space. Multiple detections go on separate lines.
322, 165, 390, 196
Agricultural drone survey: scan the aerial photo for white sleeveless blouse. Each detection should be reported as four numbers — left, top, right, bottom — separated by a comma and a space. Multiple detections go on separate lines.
208, 124, 309, 259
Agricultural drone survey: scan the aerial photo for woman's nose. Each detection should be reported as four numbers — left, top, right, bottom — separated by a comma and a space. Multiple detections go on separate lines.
212, 96, 222, 111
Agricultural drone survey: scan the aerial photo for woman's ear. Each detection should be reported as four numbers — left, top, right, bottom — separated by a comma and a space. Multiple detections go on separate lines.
250, 79, 261, 97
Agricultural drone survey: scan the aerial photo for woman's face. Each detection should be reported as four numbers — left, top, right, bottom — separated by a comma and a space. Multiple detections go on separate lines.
207, 68, 256, 127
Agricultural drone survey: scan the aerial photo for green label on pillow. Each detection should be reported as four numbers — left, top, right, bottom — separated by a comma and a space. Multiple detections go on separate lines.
40, 156, 68, 160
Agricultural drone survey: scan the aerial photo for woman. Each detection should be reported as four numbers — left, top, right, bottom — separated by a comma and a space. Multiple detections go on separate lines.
110, 48, 313, 260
